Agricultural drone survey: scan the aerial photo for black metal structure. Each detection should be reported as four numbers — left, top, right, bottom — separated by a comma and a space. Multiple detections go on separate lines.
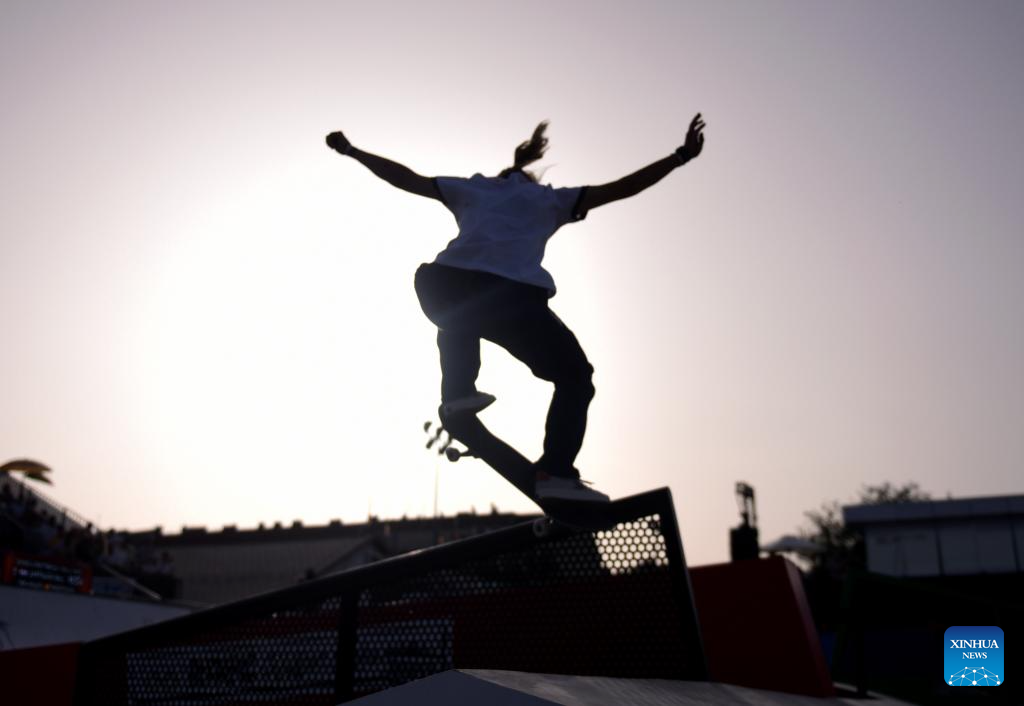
831, 569, 1024, 705
73, 488, 706, 705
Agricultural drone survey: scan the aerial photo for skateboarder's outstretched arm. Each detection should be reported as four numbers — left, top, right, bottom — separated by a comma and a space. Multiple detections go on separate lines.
578, 113, 705, 213
326, 130, 442, 201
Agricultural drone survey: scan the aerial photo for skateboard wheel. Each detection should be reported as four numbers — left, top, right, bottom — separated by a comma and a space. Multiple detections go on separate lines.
532, 517, 552, 538
444, 447, 460, 462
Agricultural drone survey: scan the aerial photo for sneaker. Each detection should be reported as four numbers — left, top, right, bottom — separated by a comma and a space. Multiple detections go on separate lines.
440, 391, 496, 417
535, 472, 610, 503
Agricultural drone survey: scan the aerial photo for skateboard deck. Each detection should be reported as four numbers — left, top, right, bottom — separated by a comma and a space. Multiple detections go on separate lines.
437, 409, 616, 534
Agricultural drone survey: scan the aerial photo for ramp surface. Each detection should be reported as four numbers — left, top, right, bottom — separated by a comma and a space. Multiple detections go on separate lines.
72, 488, 706, 705
347, 670, 919, 706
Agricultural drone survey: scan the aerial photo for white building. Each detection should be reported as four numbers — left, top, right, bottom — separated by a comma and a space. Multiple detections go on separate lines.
843, 494, 1024, 577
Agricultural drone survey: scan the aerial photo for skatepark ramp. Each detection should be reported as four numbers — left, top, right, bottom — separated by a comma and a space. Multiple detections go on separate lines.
72, 488, 707, 705
346, 670, 918, 706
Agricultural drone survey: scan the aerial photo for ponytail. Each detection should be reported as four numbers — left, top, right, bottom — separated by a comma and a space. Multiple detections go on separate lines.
498, 120, 549, 182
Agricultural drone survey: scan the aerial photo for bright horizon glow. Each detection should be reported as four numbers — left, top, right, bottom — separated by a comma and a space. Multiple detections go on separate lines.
2, 1, 1022, 566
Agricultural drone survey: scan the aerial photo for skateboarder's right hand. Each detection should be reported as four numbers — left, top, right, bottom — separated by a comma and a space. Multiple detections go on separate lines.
326, 131, 352, 155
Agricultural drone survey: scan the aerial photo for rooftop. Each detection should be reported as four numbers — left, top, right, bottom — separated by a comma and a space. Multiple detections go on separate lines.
843, 493, 1024, 525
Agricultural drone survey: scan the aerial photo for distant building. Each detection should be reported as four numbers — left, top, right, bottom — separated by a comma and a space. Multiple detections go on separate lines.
133, 511, 536, 606
843, 493, 1024, 577
1, 473, 191, 649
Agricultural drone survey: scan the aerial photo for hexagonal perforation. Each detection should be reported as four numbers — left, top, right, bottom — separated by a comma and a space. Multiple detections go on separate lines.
95, 596, 346, 706
77, 494, 698, 705
352, 514, 683, 695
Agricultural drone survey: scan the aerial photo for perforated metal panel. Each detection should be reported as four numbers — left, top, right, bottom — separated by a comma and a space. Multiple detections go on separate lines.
74, 489, 705, 706
82, 596, 346, 706
353, 514, 682, 696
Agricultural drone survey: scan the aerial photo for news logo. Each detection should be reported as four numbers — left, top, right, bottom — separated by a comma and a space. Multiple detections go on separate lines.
945, 626, 1003, 686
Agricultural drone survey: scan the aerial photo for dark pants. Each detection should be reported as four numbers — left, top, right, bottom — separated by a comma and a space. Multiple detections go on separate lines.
415, 263, 594, 478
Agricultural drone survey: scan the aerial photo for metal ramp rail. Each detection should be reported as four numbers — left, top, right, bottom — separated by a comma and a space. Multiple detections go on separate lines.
73, 487, 707, 705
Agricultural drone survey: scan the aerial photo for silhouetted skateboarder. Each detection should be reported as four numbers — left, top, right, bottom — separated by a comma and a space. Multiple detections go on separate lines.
326, 115, 705, 504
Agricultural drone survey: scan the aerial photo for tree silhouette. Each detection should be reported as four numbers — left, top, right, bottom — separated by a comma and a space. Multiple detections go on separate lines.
0, 458, 52, 485
801, 482, 931, 577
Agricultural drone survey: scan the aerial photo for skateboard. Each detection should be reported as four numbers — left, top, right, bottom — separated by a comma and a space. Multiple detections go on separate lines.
423, 411, 616, 537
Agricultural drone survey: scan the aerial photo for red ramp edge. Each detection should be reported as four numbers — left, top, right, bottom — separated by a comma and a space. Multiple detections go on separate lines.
689, 556, 834, 697
0, 641, 81, 706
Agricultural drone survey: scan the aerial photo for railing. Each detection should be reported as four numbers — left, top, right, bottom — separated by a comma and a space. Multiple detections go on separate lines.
93, 560, 164, 602
0, 474, 93, 531
73, 487, 706, 705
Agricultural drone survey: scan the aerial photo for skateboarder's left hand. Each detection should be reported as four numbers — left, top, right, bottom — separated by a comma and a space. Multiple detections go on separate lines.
675, 113, 705, 162
326, 131, 352, 154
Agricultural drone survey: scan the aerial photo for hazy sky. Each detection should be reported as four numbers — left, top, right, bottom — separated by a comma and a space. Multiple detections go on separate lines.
2, 1, 1021, 566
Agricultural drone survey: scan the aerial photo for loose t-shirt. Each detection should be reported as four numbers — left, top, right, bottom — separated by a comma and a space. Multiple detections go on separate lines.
432, 171, 588, 295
